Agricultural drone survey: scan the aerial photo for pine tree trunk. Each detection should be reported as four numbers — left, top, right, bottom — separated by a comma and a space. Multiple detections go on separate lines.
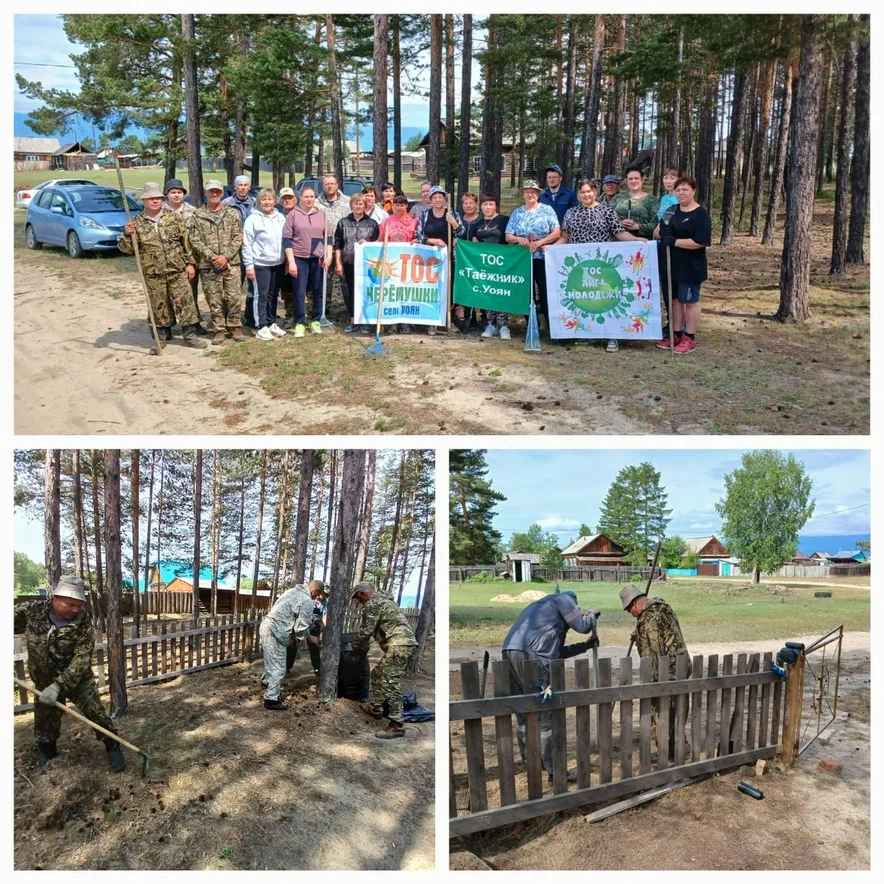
831, 17, 858, 274
738, 65, 759, 228
91, 451, 105, 633
181, 15, 204, 209
373, 15, 389, 187
749, 59, 776, 237
72, 449, 86, 581
695, 80, 717, 208
445, 15, 456, 195
250, 450, 266, 618
457, 14, 473, 202
44, 449, 61, 592
719, 69, 747, 245
235, 476, 245, 611
762, 60, 794, 246
428, 14, 443, 185
271, 450, 291, 604
354, 449, 376, 582
292, 449, 315, 584
408, 535, 435, 674
303, 21, 322, 178
392, 16, 402, 190
396, 477, 419, 604
384, 452, 407, 593
141, 450, 155, 635
325, 15, 345, 184
103, 450, 127, 717
579, 15, 605, 179
233, 28, 248, 179
192, 450, 203, 625
846, 14, 869, 265
319, 450, 367, 703
776, 15, 825, 323
479, 18, 503, 199
669, 25, 684, 168
323, 452, 338, 583
309, 461, 325, 580
210, 451, 219, 616
131, 450, 140, 631
815, 51, 833, 195
561, 15, 578, 184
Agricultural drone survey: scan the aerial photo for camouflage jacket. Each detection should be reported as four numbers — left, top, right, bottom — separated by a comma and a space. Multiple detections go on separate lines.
163, 201, 197, 229
352, 594, 417, 654
630, 597, 691, 682
189, 204, 244, 270
612, 191, 660, 239
14, 599, 97, 692
117, 211, 195, 276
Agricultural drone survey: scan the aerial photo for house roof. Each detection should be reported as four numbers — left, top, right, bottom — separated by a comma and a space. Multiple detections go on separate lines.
810, 551, 831, 559
52, 142, 96, 157
14, 136, 61, 153
150, 560, 230, 588
506, 552, 540, 562
683, 536, 719, 553
561, 535, 602, 557
792, 551, 811, 560
832, 550, 863, 559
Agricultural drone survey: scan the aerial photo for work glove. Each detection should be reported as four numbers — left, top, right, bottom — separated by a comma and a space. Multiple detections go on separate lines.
39, 684, 60, 707
662, 235, 676, 249
589, 608, 601, 618
580, 636, 600, 652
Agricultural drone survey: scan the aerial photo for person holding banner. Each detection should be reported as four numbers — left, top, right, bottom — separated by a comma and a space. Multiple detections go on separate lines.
418, 185, 464, 333
505, 180, 560, 334
282, 186, 327, 337
475, 194, 511, 339
561, 179, 646, 352
652, 175, 711, 354
379, 195, 419, 333
333, 193, 379, 334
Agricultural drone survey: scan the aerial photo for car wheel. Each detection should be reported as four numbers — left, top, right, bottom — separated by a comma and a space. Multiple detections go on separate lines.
67, 230, 84, 259
25, 225, 42, 250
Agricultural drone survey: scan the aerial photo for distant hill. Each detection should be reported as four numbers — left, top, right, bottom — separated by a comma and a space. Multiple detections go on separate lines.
797, 534, 870, 556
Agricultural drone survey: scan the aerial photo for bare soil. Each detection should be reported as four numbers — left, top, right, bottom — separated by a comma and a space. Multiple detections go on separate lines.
449, 638, 870, 871
13, 644, 435, 870
14, 200, 869, 435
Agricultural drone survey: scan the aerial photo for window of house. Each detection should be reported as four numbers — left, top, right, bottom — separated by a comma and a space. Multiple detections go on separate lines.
26, 155, 39, 162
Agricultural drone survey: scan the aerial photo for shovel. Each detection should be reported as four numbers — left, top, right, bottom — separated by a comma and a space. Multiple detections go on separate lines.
14, 677, 153, 777
627, 540, 663, 657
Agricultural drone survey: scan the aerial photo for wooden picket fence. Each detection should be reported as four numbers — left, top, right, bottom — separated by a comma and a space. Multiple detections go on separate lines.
449, 651, 783, 837
13, 616, 265, 714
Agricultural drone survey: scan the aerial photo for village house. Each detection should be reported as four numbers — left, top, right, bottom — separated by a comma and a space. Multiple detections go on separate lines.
13, 136, 61, 171
504, 552, 540, 583
560, 533, 628, 568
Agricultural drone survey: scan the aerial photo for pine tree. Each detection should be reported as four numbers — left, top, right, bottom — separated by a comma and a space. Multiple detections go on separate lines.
449, 449, 505, 565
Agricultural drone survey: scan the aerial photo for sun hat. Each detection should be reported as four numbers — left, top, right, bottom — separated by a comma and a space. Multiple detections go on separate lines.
140, 181, 164, 199
204, 179, 225, 192
521, 179, 542, 192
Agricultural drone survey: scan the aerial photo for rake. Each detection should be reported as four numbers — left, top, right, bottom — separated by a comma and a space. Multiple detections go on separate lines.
365, 220, 391, 358
319, 211, 336, 330
524, 237, 541, 352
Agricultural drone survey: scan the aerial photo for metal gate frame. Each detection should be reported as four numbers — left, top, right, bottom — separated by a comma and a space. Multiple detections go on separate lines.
797, 624, 843, 756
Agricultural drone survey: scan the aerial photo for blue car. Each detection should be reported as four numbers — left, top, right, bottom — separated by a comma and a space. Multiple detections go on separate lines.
25, 185, 142, 258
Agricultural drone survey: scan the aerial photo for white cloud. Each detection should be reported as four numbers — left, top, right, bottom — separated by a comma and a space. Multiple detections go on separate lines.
535, 516, 582, 533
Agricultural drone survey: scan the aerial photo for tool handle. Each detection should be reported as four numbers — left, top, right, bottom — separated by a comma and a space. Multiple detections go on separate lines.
375, 220, 390, 336
645, 540, 663, 594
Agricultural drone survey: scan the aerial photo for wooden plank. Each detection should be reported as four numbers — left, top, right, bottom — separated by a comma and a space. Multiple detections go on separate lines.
449, 670, 779, 720
549, 659, 568, 794
746, 653, 760, 750
639, 656, 653, 775
585, 777, 699, 823
759, 651, 772, 747
619, 657, 633, 780
719, 654, 734, 758
732, 653, 747, 754
492, 660, 517, 807
574, 658, 592, 789
150, 622, 158, 677
461, 662, 488, 813
656, 655, 670, 770
523, 660, 543, 801
597, 658, 613, 784
449, 746, 778, 838
130, 622, 138, 682
161, 623, 168, 675
213, 616, 219, 663
449, 738, 458, 819
141, 623, 150, 679
674, 654, 688, 767
15, 658, 29, 706
95, 647, 106, 690
691, 654, 703, 762
170, 622, 178, 672
220, 616, 227, 660
705, 654, 719, 760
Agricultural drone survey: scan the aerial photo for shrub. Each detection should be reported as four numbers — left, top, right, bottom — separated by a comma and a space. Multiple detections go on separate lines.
465, 571, 503, 583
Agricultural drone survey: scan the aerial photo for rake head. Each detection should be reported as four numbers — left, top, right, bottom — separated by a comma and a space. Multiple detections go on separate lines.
524, 301, 542, 352
365, 334, 389, 358
319, 315, 337, 330
140, 745, 153, 777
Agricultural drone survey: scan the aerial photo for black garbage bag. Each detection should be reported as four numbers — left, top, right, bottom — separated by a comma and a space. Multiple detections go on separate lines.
337, 632, 370, 702
399, 690, 435, 722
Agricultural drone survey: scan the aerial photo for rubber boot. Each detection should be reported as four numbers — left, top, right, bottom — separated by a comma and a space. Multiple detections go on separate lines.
37, 741, 58, 767
264, 699, 288, 711
104, 737, 126, 772
182, 325, 208, 349
376, 721, 406, 740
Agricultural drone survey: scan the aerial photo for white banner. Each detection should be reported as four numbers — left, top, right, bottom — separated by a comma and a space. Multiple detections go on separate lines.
544, 241, 663, 340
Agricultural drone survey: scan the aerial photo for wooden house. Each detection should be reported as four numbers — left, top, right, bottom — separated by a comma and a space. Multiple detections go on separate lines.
14, 137, 61, 171
683, 536, 730, 576
809, 551, 832, 564
827, 549, 868, 564
51, 142, 98, 171
560, 534, 628, 568
505, 552, 540, 583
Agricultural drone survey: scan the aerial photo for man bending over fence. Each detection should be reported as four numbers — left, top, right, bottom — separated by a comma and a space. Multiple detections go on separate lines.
13, 576, 126, 772
502, 589, 599, 783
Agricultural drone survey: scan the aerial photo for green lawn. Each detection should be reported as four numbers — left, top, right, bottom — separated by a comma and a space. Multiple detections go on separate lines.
449, 579, 871, 648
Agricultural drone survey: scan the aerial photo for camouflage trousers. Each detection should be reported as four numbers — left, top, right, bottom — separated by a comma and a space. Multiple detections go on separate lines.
650, 697, 692, 761
369, 647, 414, 725
146, 271, 199, 329
30, 668, 117, 746
260, 621, 288, 701
200, 267, 242, 330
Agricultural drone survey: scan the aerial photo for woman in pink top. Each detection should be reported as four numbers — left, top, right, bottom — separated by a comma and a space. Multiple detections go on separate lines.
282, 187, 327, 336
378, 194, 418, 243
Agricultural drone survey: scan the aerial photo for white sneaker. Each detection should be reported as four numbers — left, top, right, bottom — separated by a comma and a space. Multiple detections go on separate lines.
481, 324, 498, 338
256, 326, 274, 341
268, 323, 286, 338
499, 326, 511, 340
606, 339, 620, 352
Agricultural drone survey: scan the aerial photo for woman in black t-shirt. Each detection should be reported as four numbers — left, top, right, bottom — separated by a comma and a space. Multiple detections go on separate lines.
653, 175, 711, 355
473, 194, 512, 339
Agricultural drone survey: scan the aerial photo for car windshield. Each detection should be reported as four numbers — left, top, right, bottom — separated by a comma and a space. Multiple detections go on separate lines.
342, 182, 367, 195
68, 189, 140, 213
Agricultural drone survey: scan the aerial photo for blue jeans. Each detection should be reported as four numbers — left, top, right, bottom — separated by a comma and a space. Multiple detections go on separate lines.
293, 256, 323, 325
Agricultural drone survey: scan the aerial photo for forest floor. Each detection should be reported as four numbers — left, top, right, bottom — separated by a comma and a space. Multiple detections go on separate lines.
13, 640, 435, 870
14, 197, 869, 435
449, 640, 870, 871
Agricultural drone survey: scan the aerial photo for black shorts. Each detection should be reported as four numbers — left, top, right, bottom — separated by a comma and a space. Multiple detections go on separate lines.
676, 281, 701, 304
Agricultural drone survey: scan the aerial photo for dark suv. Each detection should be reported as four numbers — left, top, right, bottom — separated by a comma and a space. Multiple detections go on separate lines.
294, 177, 372, 199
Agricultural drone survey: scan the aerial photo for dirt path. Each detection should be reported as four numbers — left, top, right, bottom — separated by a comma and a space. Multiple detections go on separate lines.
450, 646, 870, 870
14, 649, 435, 870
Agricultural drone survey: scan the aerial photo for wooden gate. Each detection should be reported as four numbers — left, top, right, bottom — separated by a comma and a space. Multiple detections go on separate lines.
450, 651, 783, 837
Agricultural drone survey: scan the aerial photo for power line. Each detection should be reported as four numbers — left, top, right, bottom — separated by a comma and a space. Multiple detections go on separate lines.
15, 61, 77, 68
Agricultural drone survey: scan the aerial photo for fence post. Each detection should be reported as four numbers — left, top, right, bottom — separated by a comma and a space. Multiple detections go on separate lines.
780, 649, 806, 765
461, 662, 488, 812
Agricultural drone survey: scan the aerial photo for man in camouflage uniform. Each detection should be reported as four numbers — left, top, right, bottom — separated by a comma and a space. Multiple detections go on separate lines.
317, 174, 351, 322
163, 178, 208, 335
189, 180, 247, 345
260, 580, 328, 710
13, 576, 125, 771
118, 181, 207, 350
620, 584, 691, 760
351, 581, 417, 739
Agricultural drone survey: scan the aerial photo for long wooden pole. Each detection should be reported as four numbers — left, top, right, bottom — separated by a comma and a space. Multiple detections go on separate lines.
114, 157, 164, 356
446, 194, 453, 332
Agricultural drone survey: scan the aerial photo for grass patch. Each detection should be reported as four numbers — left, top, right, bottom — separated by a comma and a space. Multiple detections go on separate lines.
449, 579, 870, 648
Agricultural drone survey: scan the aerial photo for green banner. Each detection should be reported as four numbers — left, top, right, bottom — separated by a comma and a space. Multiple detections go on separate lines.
453, 240, 532, 314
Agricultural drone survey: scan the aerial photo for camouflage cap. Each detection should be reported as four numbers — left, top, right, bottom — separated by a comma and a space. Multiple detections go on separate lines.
140, 181, 164, 199
204, 179, 226, 193
351, 581, 374, 597
53, 575, 87, 602
619, 584, 646, 611
521, 179, 542, 192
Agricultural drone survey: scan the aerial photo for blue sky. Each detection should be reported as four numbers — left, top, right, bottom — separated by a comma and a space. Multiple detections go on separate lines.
14, 14, 485, 148
484, 449, 870, 553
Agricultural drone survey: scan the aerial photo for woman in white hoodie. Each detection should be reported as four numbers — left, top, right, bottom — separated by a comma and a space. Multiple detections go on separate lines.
243, 188, 287, 340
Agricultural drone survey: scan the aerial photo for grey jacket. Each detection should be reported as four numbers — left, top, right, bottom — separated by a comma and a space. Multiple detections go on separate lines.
263, 584, 314, 644
502, 591, 597, 661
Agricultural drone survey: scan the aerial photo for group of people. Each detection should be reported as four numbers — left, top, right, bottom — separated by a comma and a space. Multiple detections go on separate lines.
118, 163, 710, 354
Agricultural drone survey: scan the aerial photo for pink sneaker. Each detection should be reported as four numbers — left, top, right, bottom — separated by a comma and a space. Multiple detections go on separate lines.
656, 333, 681, 350
674, 335, 697, 354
